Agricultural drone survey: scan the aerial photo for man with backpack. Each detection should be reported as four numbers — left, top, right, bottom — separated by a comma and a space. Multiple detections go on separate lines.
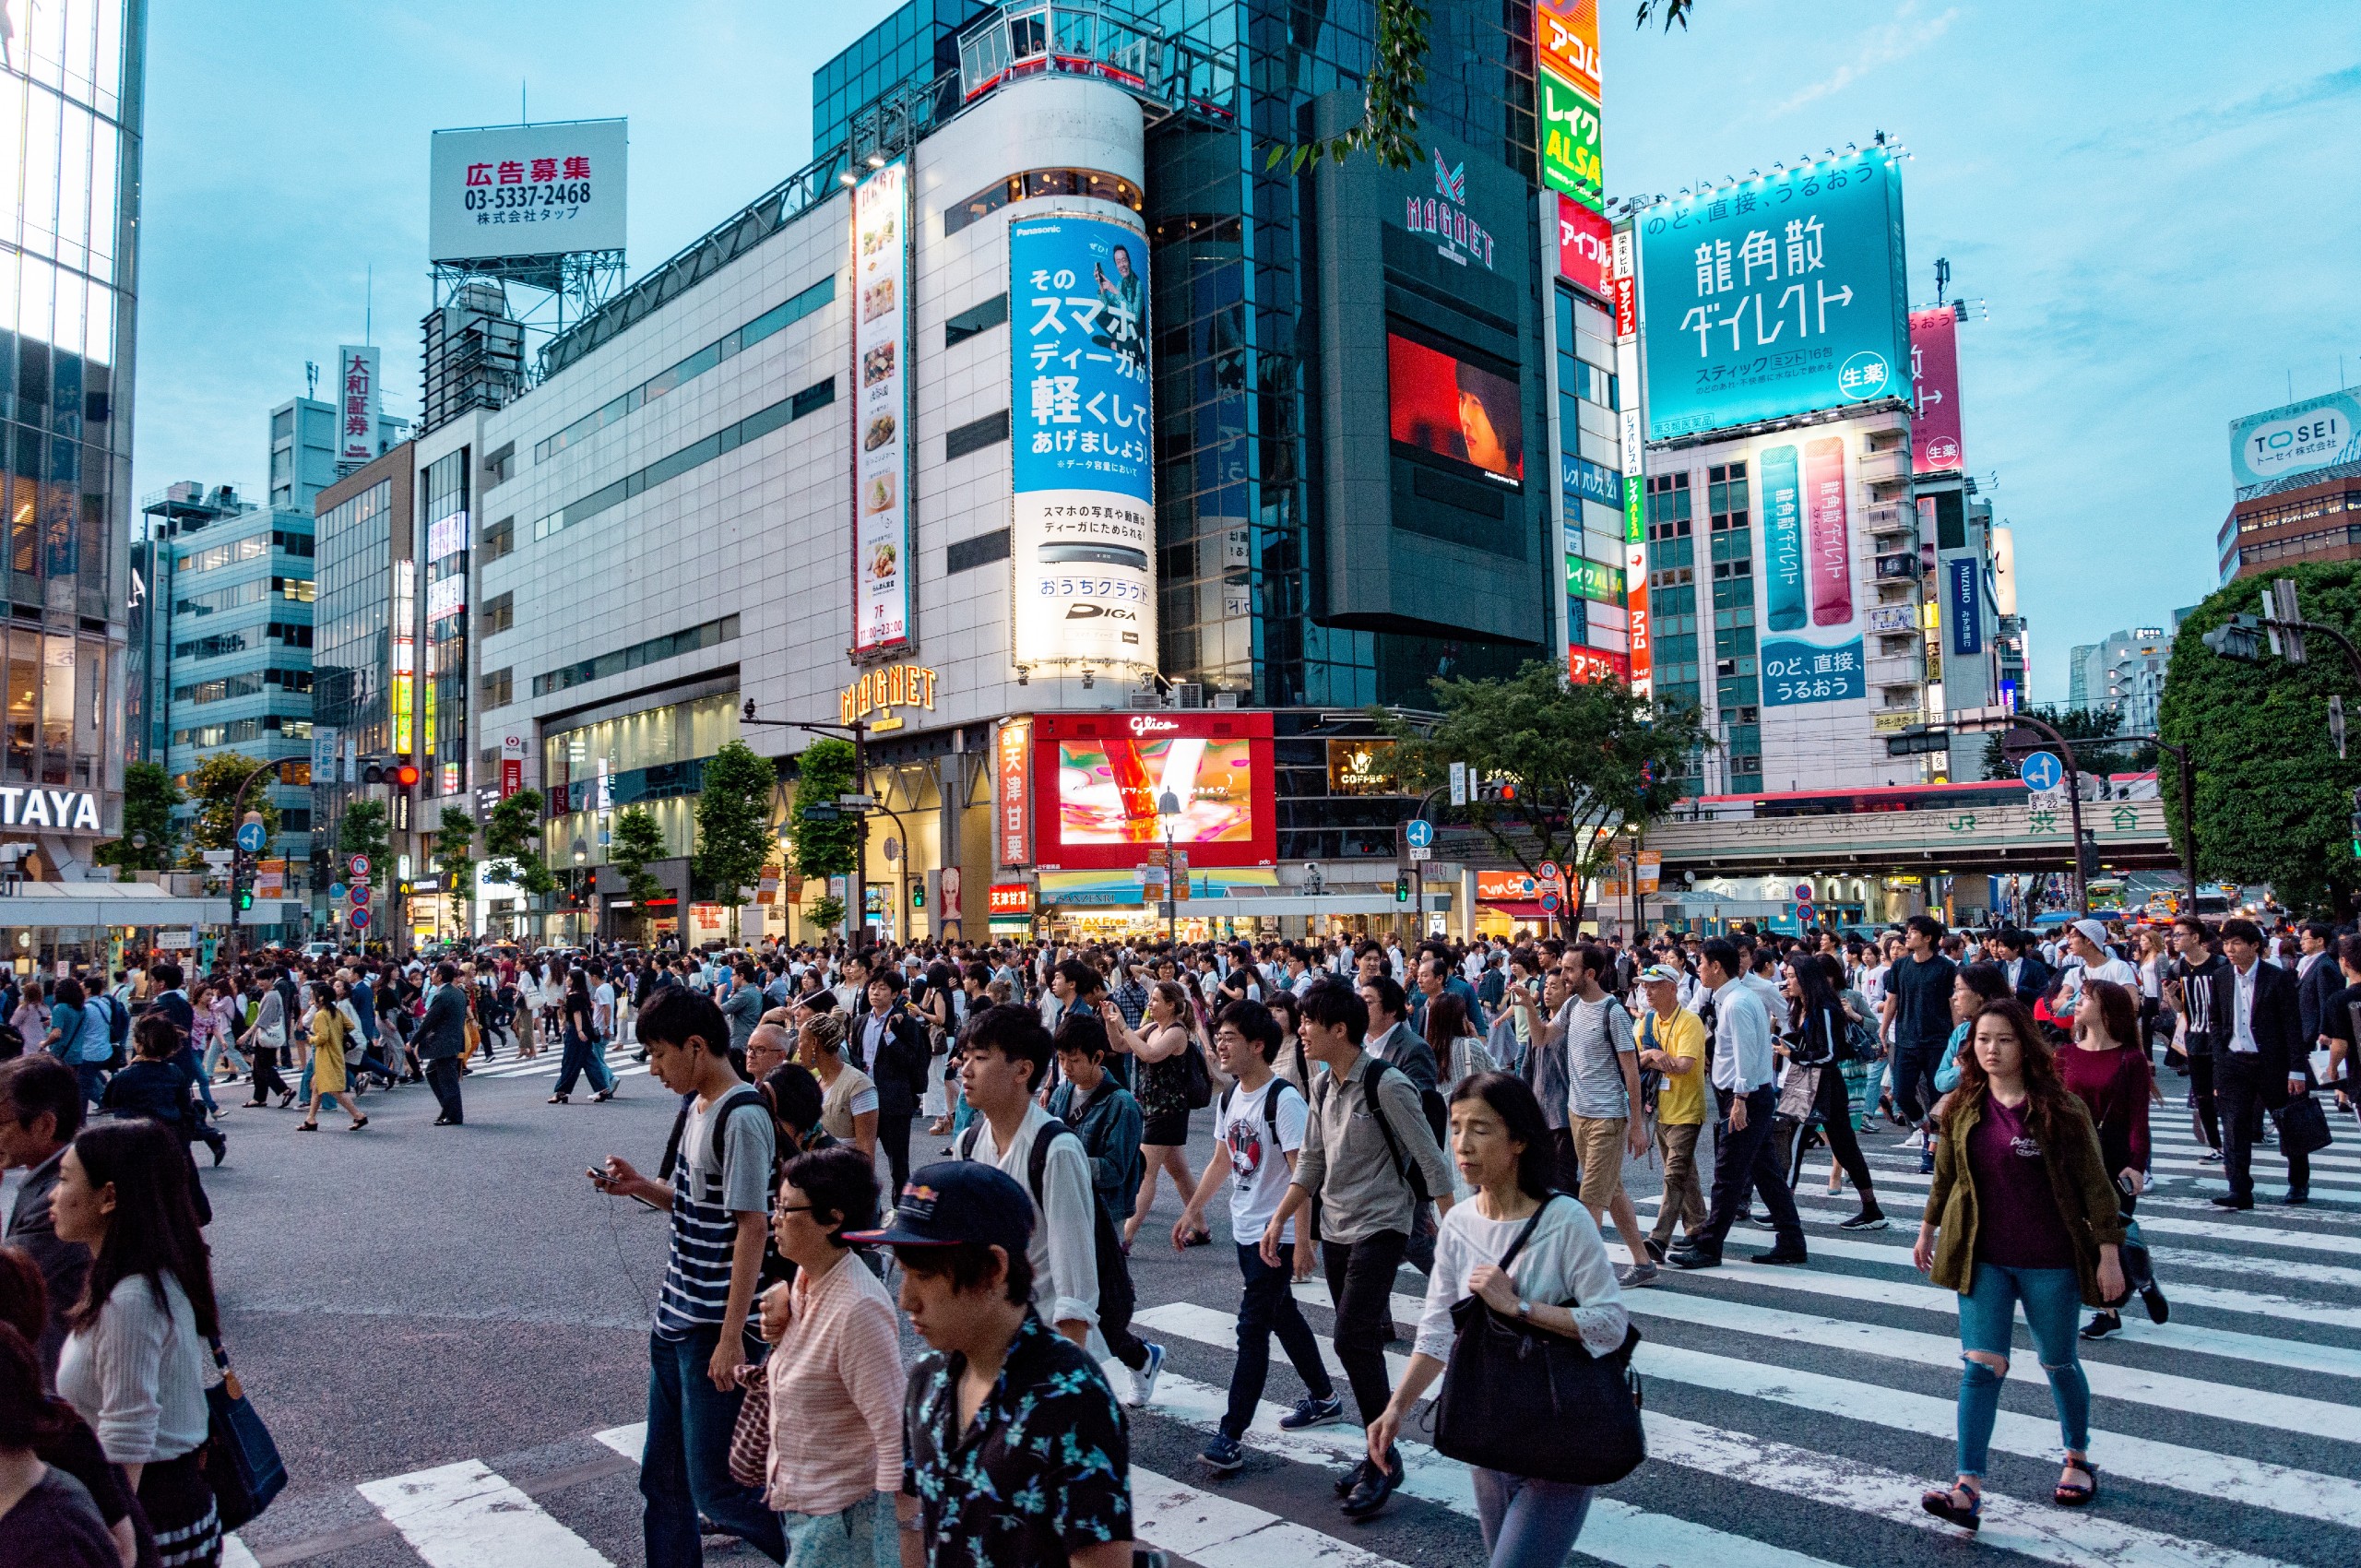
1532, 944, 1657, 1287
1042, 1010, 1164, 1403
589, 990, 785, 1568
1262, 979, 1453, 1521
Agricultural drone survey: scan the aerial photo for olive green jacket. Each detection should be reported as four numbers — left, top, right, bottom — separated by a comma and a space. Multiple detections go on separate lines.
1921, 1090, 2127, 1307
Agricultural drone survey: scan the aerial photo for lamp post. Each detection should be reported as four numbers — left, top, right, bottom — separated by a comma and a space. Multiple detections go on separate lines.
1157, 789, 1180, 947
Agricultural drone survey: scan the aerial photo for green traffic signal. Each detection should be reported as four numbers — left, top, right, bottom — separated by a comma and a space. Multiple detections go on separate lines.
1394, 873, 1410, 902
236, 888, 254, 911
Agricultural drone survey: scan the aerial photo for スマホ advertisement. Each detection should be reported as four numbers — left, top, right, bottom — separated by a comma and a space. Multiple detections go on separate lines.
1031, 712, 1275, 870
1638, 147, 1910, 441
851, 162, 912, 654
1009, 214, 1157, 673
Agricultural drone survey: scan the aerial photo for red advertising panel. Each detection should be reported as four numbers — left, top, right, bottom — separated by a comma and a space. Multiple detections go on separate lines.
1387, 334, 1524, 483
1554, 195, 1613, 302
1909, 307, 1964, 473
997, 720, 1032, 866
989, 884, 1034, 916
1536, 0, 1601, 100
1033, 711, 1276, 870
1568, 647, 1630, 685
1625, 568, 1652, 683
1610, 274, 1636, 339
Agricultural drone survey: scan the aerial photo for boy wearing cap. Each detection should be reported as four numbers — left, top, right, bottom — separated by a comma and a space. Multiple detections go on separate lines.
858, 1161, 1134, 1568
1636, 964, 1708, 1264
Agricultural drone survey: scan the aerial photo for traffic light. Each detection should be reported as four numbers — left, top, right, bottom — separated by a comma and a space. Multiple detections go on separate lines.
2077, 832, 2101, 884
2349, 788, 2361, 860
236, 887, 254, 912
2201, 614, 2266, 663
1394, 873, 1410, 903
910, 883, 926, 909
390, 756, 421, 789
1476, 775, 1520, 805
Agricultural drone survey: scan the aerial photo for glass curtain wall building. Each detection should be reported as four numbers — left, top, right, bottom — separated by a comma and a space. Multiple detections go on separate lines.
0, 0, 141, 861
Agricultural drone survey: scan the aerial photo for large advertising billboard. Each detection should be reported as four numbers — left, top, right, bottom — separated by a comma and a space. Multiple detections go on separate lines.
1637, 147, 1910, 442
1536, 0, 1602, 98
851, 162, 913, 655
427, 119, 627, 263
1757, 434, 1866, 707
1538, 71, 1603, 211
1009, 214, 1157, 673
2229, 390, 2361, 498
1031, 712, 1275, 871
1388, 333, 1524, 483
336, 346, 380, 469
1554, 194, 1613, 302
1908, 307, 1964, 473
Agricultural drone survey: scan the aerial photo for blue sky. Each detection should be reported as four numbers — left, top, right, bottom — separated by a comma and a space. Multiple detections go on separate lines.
134, 2, 2361, 701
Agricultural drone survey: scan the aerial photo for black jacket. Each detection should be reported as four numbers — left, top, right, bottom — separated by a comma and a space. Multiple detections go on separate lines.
415, 984, 471, 1060
2174, 953, 2235, 1061
2299, 951, 2342, 1044
2228, 958, 2308, 1095
860, 1004, 932, 1117
2010, 954, 2055, 1010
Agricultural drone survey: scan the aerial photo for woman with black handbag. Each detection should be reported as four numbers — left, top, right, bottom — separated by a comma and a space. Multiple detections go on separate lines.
1366, 1073, 1632, 1568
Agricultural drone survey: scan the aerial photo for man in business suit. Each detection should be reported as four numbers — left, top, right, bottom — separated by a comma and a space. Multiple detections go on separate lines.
2296, 921, 2342, 1063
0, 1054, 87, 1382
417, 962, 472, 1126
1992, 929, 2054, 1010
2215, 918, 2315, 1207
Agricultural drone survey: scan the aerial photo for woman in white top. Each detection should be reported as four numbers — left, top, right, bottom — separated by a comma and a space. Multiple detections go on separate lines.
1369, 1072, 1624, 1568
50, 1118, 222, 1568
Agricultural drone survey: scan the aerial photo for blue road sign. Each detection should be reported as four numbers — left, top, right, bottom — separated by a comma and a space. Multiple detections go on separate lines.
348, 907, 372, 930
329, 882, 348, 902
2018, 751, 2064, 792
1405, 819, 1435, 849
235, 821, 267, 853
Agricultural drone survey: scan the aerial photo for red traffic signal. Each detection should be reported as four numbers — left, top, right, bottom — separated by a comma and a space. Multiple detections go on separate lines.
390, 761, 421, 788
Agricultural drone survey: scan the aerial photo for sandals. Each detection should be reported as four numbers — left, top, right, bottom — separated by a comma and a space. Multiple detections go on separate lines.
295, 1120, 318, 1133
349, 1115, 369, 1132
1920, 1481, 1980, 1530
2055, 1458, 2097, 1508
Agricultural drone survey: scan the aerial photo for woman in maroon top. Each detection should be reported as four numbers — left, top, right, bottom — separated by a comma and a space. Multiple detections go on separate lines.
2066, 979, 2166, 1339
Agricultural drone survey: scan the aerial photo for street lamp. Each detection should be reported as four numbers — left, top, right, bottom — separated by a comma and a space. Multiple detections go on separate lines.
1157, 789, 1181, 947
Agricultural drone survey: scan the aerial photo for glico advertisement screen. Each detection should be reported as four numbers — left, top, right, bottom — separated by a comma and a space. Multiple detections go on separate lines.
1031, 711, 1275, 870
1387, 333, 1524, 483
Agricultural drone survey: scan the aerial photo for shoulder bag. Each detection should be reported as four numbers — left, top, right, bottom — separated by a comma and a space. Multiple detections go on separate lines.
2273, 1093, 2334, 1159
728, 1355, 773, 1488
1430, 1195, 1648, 1487
204, 1336, 287, 1531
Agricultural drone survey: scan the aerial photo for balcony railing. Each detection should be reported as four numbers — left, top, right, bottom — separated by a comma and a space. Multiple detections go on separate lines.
957, 1, 1237, 125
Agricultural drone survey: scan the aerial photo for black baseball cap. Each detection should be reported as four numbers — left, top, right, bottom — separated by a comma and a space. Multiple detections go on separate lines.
844, 1160, 1033, 1256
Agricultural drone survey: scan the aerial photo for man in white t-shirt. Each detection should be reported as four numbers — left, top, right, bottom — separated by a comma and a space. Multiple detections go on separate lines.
2055, 919, 2138, 1020
1175, 997, 1341, 1472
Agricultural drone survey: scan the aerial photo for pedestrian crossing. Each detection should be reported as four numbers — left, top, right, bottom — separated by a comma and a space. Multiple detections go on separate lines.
219, 1111, 2360, 1568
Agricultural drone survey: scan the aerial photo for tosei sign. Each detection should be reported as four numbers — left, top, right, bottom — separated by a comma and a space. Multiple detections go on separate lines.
2229, 390, 2361, 498
427, 119, 627, 263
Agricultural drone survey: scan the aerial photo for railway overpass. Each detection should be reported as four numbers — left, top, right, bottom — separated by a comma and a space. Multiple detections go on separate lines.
1644, 796, 2177, 878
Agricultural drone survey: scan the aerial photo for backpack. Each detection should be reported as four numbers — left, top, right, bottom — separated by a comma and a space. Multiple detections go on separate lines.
1217, 1077, 1290, 1165
1331, 1057, 1442, 1272
1179, 1032, 1215, 1110
98, 994, 131, 1069
961, 1117, 1134, 1324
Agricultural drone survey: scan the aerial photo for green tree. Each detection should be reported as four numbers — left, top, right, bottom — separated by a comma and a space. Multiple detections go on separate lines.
1978, 705, 2155, 780
611, 807, 670, 918
695, 741, 777, 943
789, 739, 860, 880
2161, 560, 2361, 916
94, 761, 180, 872
435, 807, 478, 940
180, 753, 283, 865
806, 894, 846, 940
337, 799, 392, 888
1375, 660, 1710, 932
483, 789, 558, 901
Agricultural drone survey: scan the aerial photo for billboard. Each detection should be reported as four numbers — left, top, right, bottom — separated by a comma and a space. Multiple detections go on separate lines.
1908, 308, 1964, 473
1946, 556, 1983, 656
1757, 434, 1865, 707
2229, 390, 2361, 497
851, 162, 913, 654
1388, 334, 1524, 483
1009, 214, 1157, 673
997, 719, 1032, 866
1637, 147, 1910, 441
1536, 0, 1602, 98
427, 119, 627, 263
336, 346, 380, 469
1554, 194, 1613, 302
1538, 71, 1603, 210
1031, 712, 1275, 871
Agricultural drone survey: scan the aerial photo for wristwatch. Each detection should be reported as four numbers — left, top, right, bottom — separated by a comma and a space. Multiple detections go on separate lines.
1515, 1299, 1532, 1320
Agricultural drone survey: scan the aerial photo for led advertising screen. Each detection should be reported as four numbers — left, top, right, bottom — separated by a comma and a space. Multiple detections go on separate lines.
851, 162, 913, 653
1908, 307, 1964, 473
1638, 147, 1911, 441
427, 119, 627, 263
1388, 334, 1524, 484
1032, 712, 1275, 871
1009, 214, 1157, 674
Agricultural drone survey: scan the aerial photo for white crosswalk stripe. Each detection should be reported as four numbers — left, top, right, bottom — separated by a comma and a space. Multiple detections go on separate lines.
358, 1458, 618, 1568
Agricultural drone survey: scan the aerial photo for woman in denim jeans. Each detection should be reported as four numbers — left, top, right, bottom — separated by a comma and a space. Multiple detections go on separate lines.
1913, 999, 2125, 1530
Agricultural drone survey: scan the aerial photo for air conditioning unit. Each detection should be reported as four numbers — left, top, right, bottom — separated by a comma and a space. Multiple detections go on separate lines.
1174, 683, 1204, 709
1210, 691, 1240, 709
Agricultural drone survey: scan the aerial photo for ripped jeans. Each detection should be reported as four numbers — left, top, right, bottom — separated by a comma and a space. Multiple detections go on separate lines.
1955, 1261, 2090, 1479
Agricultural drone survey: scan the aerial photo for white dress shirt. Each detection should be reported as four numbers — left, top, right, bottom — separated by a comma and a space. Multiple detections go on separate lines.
2229, 958, 2260, 1054
1707, 978, 1776, 1093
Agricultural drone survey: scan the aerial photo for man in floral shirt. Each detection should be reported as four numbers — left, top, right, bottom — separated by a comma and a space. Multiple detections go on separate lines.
852, 1160, 1133, 1568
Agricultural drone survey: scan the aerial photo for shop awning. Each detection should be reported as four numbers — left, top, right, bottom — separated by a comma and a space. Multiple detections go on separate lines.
0, 883, 305, 927
1479, 900, 1550, 921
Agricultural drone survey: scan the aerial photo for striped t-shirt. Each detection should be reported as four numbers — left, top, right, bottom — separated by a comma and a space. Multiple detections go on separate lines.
655, 1084, 776, 1339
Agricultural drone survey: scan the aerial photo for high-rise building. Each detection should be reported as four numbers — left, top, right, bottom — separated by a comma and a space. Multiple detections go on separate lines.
0, 1, 144, 884
2067, 625, 2170, 736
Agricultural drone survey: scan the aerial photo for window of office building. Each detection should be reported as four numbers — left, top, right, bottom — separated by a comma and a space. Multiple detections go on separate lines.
1706, 461, 1761, 791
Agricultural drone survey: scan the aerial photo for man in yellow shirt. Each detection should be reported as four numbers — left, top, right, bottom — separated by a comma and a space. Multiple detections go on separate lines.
1637, 964, 1709, 1263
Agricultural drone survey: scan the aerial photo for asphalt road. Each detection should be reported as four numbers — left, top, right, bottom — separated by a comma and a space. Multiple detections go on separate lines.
18, 1048, 2360, 1568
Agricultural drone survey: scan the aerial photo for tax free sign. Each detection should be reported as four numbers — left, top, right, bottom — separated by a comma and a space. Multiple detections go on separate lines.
1637, 148, 1911, 442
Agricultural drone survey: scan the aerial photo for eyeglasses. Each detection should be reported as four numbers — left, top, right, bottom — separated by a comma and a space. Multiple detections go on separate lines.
775, 1205, 814, 1216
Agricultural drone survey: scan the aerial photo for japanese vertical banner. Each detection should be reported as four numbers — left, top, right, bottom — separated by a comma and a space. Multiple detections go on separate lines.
851, 162, 913, 655
1008, 213, 1157, 674
336, 347, 379, 468
500, 731, 525, 801
997, 719, 1033, 866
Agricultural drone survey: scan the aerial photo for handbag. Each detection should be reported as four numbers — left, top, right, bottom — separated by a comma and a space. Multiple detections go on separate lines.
728, 1357, 773, 1489
1775, 1065, 1821, 1123
204, 1337, 286, 1531
1430, 1195, 1648, 1487
2272, 1093, 2333, 1159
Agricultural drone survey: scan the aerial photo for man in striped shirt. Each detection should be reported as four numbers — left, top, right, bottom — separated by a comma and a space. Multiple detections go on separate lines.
592, 990, 784, 1567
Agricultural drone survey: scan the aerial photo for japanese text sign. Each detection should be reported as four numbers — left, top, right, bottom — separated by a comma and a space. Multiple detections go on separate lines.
1538, 70, 1603, 211
1536, 0, 1601, 99
1908, 307, 1964, 473
427, 119, 626, 263
336, 346, 379, 468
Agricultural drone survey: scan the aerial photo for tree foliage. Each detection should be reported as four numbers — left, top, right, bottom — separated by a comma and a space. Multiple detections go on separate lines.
1375, 660, 1711, 930
1266, 0, 1430, 172
789, 739, 860, 879
806, 894, 847, 939
1978, 704, 2156, 780
95, 761, 180, 872
610, 807, 670, 913
180, 753, 282, 864
434, 807, 478, 935
2159, 560, 2361, 915
482, 790, 557, 899
696, 741, 777, 941
337, 800, 391, 891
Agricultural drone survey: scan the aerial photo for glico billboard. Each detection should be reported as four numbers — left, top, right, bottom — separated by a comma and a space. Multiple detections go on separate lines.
1637, 147, 1910, 442
1031, 711, 1275, 871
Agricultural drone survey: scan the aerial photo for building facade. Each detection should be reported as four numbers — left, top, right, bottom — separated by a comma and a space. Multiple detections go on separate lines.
2067, 625, 2170, 737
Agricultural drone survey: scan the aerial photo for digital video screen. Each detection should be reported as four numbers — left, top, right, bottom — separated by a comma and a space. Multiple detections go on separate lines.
1055, 734, 1255, 846
1387, 333, 1524, 482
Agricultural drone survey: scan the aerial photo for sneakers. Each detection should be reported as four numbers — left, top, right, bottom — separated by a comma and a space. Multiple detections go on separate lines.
1199, 1433, 1246, 1474
1918, 1143, 1936, 1175
2136, 1274, 2170, 1324
1132, 1342, 1166, 1408
1281, 1394, 1346, 1431
2200, 1148, 2224, 1163
2080, 1310, 2121, 1341
1838, 1211, 1891, 1230
1618, 1261, 1661, 1289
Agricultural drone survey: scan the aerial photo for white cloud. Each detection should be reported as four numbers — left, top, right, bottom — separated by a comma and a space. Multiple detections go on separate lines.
1769, 3, 1960, 117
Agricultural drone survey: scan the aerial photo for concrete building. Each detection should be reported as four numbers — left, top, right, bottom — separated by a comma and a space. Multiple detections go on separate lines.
2067, 625, 2171, 736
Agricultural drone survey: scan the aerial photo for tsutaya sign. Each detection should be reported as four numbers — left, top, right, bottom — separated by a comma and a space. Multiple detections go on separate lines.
0, 788, 101, 831
1406, 148, 1497, 270
840, 664, 938, 730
